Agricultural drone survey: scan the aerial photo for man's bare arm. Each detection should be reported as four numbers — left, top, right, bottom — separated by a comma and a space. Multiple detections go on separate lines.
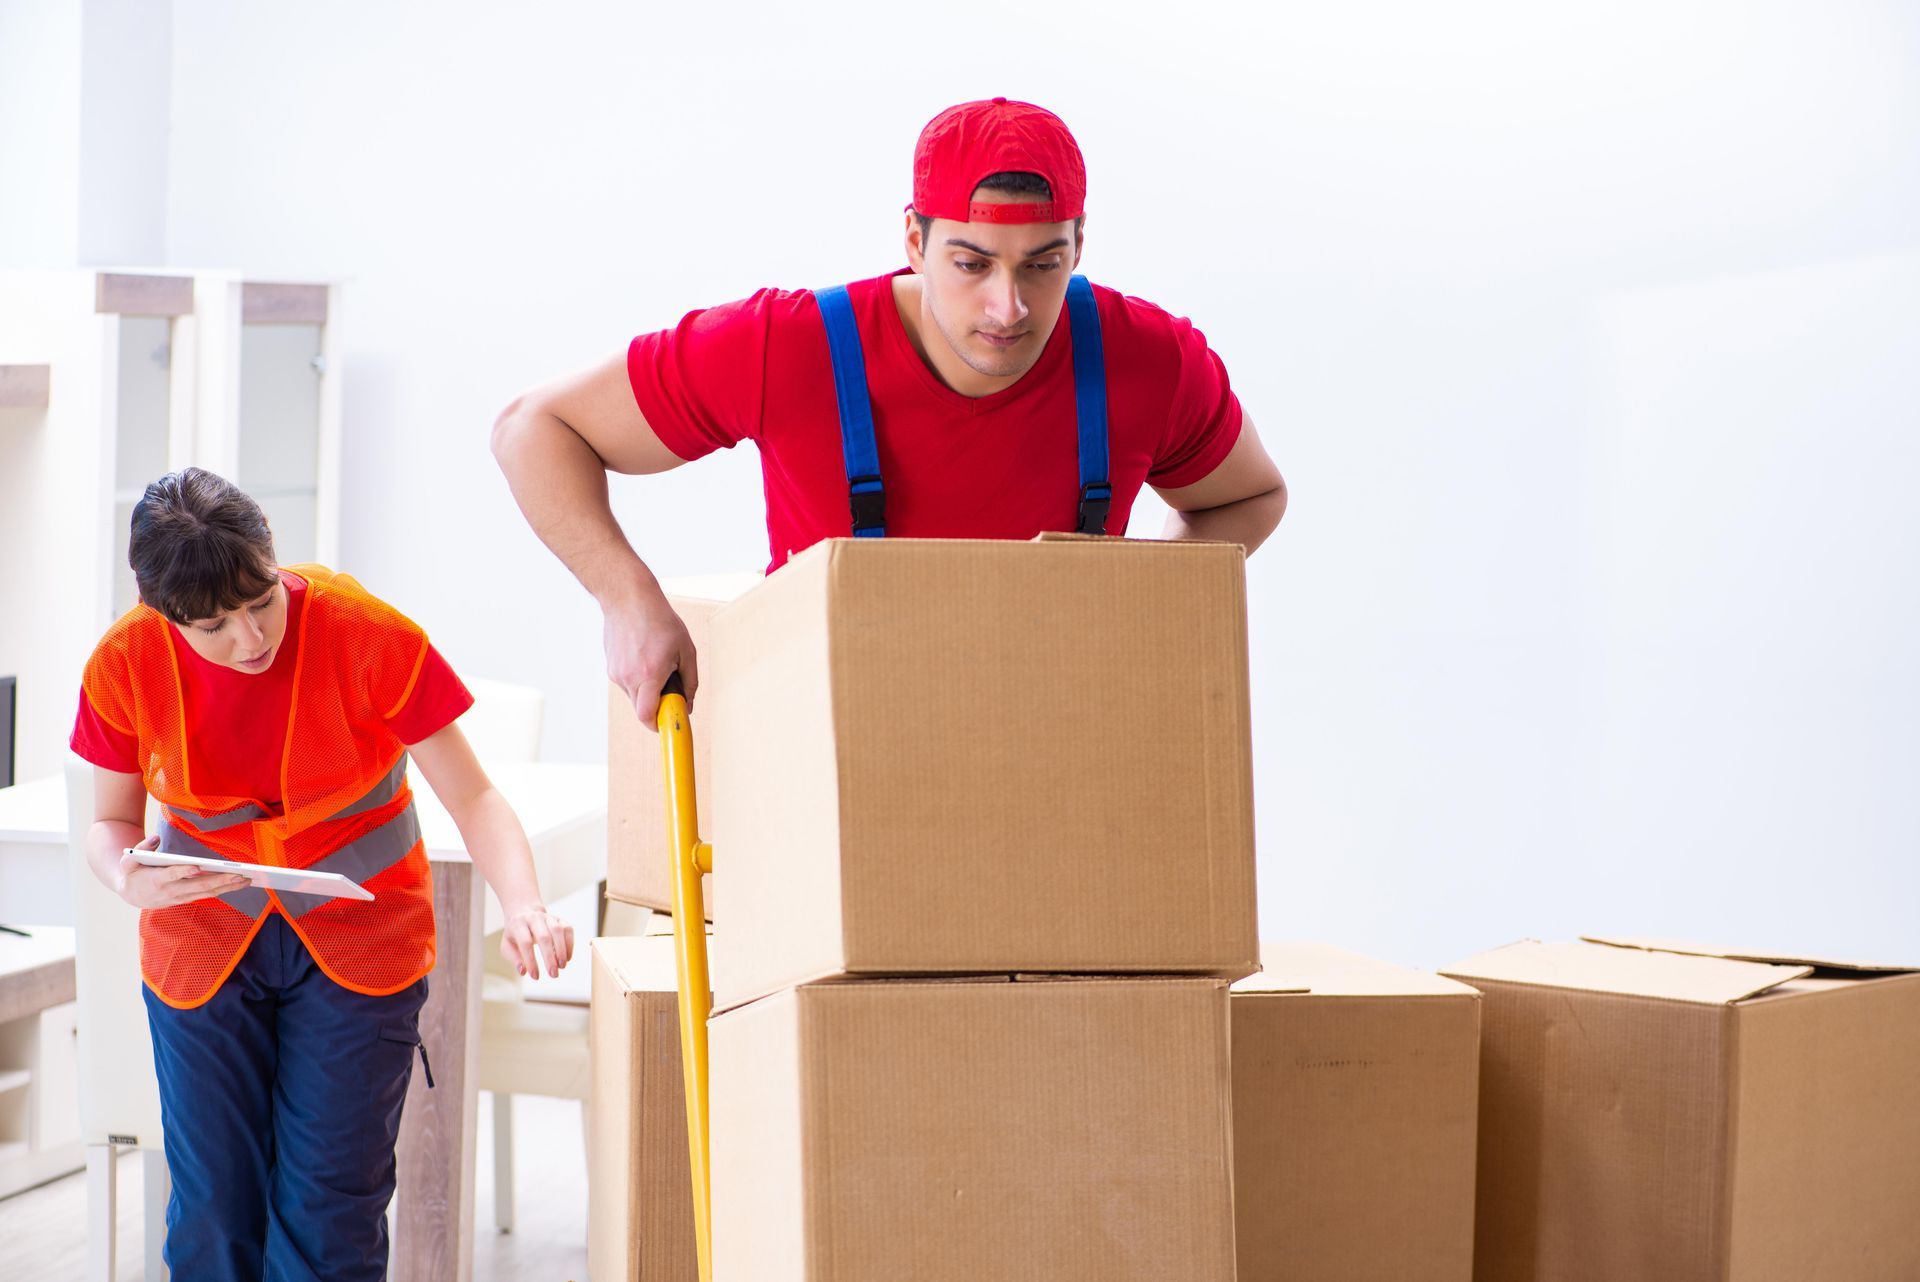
491, 352, 699, 724
1153, 412, 1288, 554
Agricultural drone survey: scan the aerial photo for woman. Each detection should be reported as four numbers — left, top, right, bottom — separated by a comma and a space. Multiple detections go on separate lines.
71, 467, 574, 1281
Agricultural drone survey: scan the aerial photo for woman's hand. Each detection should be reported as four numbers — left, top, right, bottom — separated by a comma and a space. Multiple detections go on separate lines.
113, 835, 250, 910
500, 903, 575, 980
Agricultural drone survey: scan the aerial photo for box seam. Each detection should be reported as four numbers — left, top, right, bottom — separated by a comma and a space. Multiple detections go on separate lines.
1718, 1002, 1741, 1282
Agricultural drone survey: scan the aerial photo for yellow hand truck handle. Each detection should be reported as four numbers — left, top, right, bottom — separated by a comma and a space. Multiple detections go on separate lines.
657, 672, 714, 1282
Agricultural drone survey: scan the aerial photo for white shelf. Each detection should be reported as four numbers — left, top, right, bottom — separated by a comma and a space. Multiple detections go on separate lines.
0, 1068, 29, 1095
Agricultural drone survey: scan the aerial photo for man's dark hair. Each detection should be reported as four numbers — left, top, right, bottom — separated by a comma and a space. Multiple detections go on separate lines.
129, 467, 279, 624
912, 171, 1084, 246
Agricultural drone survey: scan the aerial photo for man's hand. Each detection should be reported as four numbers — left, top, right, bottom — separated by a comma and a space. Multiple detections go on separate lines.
604, 584, 700, 730
113, 835, 249, 910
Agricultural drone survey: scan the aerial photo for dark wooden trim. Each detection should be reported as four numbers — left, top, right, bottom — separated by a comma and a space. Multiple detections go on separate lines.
94, 274, 194, 317
393, 860, 479, 1281
0, 365, 51, 409
241, 283, 328, 325
0, 953, 76, 1026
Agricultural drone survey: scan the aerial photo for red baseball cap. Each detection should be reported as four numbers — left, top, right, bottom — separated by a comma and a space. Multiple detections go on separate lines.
910, 97, 1087, 225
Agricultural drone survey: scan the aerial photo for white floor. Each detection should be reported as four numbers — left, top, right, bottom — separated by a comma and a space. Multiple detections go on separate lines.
0, 1091, 593, 1282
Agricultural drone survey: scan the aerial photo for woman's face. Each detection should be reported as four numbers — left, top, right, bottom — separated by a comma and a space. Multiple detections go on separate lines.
173, 576, 289, 673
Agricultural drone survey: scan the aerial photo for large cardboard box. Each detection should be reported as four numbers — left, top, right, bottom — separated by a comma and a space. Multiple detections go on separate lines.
709, 976, 1238, 1281
1232, 942, 1482, 1282
606, 574, 758, 915
588, 936, 698, 1282
704, 537, 1260, 1010
1441, 935, 1920, 1282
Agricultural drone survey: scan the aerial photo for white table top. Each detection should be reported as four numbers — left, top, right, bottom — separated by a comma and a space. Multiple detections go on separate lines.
0, 925, 77, 977
409, 760, 606, 859
409, 761, 608, 934
0, 776, 66, 844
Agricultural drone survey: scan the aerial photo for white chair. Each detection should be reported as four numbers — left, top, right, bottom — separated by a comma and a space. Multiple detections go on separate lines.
66, 753, 170, 1282
456, 676, 546, 766
457, 676, 598, 1234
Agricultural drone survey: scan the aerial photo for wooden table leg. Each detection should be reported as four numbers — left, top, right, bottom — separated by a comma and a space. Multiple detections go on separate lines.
392, 860, 482, 1282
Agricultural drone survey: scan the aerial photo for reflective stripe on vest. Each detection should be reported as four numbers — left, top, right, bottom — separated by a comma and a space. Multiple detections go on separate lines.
814, 273, 1113, 538
158, 756, 419, 919
167, 799, 270, 832
164, 756, 406, 838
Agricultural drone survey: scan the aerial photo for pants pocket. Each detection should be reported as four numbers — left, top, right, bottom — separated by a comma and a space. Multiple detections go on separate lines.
378, 1024, 435, 1090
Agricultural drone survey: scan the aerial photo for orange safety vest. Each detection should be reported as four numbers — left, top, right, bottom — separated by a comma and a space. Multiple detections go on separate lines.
82, 565, 437, 1009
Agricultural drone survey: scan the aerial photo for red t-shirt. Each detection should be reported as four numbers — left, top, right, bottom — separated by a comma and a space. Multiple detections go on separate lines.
626, 269, 1243, 569
70, 570, 473, 804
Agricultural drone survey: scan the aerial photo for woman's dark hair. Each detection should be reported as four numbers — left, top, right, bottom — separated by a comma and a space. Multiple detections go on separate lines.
129, 468, 279, 624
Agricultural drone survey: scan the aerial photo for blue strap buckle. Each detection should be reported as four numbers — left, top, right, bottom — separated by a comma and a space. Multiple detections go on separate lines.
1076, 481, 1113, 535
849, 474, 886, 536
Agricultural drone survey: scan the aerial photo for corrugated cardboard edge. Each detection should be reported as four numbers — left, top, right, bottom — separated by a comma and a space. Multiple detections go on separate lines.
1580, 934, 1920, 975
713, 960, 852, 1018
1031, 530, 1247, 550
596, 934, 684, 994
711, 987, 809, 1279
660, 571, 763, 603
706, 550, 845, 1014
728, 972, 1220, 1014
1440, 939, 1812, 1005
1236, 940, 1479, 997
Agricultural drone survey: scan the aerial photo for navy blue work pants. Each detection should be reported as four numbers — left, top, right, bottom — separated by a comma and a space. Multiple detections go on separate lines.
142, 912, 430, 1282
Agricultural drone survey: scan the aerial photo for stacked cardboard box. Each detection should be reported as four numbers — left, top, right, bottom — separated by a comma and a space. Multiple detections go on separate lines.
698, 536, 1261, 1281
1232, 942, 1482, 1282
588, 935, 698, 1282
1442, 935, 1920, 1282
605, 573, 760, 916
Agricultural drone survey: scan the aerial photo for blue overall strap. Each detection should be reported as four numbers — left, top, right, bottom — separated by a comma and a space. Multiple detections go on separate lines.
815, 284, 886, 537
1065, 274, 1112, 534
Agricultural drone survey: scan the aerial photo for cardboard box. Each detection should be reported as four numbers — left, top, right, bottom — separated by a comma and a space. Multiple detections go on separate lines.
1231, 942, 1482, 1282
588, 936, 698, 1282
710, 976, 1238, 1281
1441, 935, 1920, 1282
606, 574, 759, 915
704, 537, 1260, 1010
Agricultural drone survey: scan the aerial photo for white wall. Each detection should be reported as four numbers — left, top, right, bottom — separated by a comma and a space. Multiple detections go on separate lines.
75, 0, 172, 266
31, 0, 1920, 963
0, 0, 83, 265
0, 273, 115, 785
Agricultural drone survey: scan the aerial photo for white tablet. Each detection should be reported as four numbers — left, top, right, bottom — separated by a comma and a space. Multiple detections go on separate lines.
127, 849, 376, 902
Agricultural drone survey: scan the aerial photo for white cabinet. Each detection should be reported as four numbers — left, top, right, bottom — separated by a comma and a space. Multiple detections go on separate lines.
0, 928, 81, 1200
0, 270, 342, 782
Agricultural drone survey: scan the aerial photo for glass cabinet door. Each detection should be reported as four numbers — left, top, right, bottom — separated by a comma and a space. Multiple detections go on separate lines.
112, 314, 174, 616
235, 319, 324, 568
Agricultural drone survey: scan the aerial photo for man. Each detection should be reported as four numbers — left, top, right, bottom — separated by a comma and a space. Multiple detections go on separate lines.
493, 97, 1286, 725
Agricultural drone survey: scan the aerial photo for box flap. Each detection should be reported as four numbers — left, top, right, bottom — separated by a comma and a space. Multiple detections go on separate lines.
592, 934, 684, 994
1580, 934, 1919, 975
1441, 939, 1812, 1004
659, 571, 762, 605
1236, 941, 1476, 997
1030, 530, 1245, 549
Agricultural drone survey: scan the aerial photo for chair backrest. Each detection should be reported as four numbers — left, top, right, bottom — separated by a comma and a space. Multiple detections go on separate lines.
64, 755, 165, 1149
456, 677, 545, 765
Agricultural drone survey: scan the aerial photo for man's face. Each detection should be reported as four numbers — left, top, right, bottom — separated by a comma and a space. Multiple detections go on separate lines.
172, 577, 289, 674
907, 188, 1082, 385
